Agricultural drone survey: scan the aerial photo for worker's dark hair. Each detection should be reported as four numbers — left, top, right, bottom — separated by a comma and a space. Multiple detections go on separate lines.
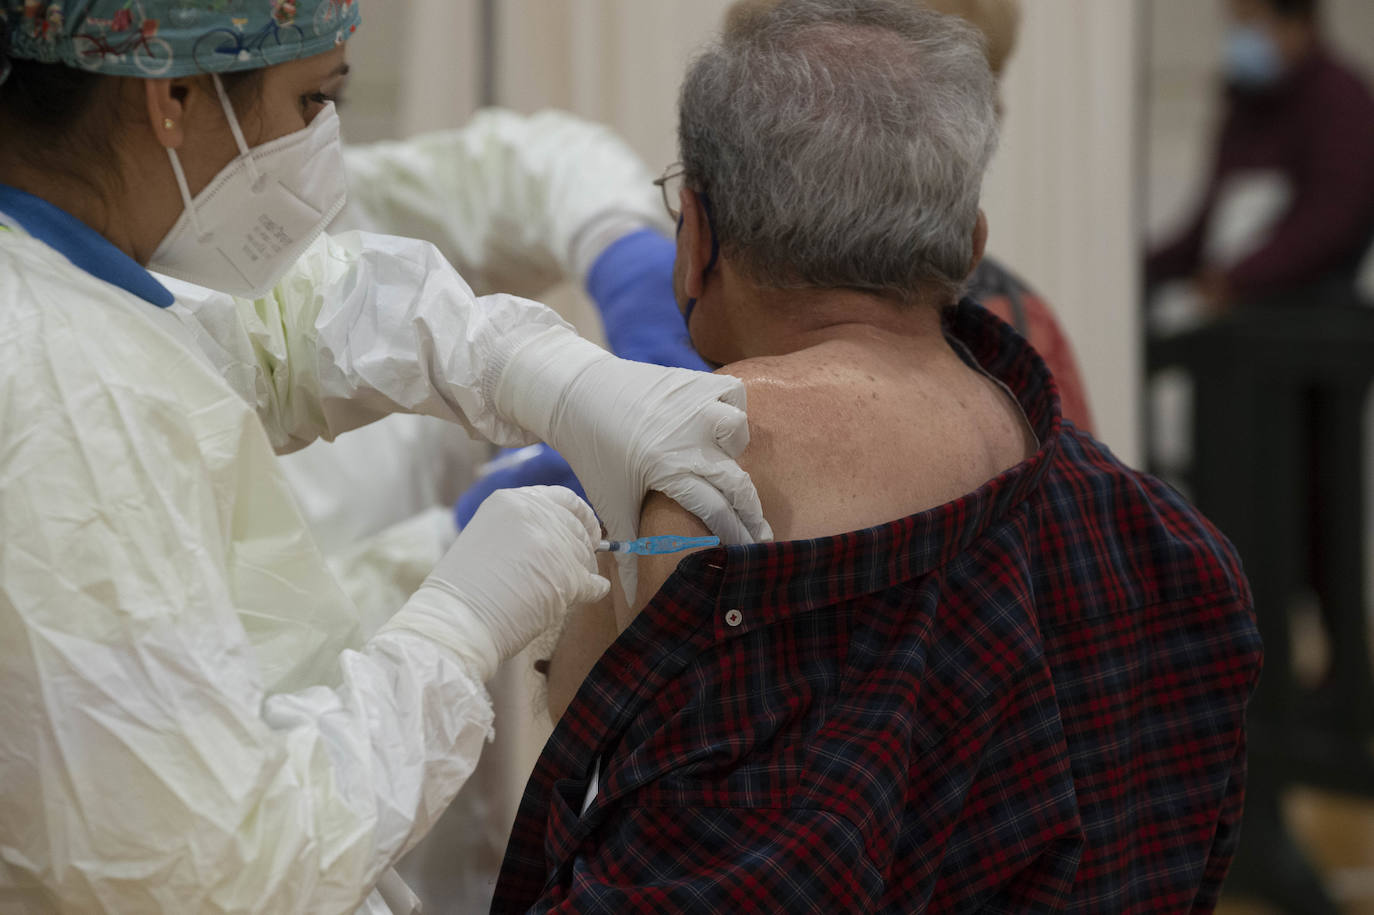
0, 58, 263, 201
1263, 0, 1320, 21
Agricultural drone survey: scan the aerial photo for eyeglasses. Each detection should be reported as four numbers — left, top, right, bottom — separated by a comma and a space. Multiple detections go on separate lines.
654, 164, 687, 222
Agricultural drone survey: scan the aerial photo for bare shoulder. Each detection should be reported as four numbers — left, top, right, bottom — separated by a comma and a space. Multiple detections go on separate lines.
633, 344, 1034, 609
713, 354, 863, 481
632, 356, 819, 610
633, 491, 713, 612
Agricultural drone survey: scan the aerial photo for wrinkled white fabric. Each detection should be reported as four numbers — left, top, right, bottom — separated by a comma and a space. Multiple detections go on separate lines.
0, 225, 507, 914
0, 107, 745, 913
280, 104, 660, 589
282, 416, 482, 558
322, 506, 460, 637
162, 229, 572, 455
338, 108, 668, 297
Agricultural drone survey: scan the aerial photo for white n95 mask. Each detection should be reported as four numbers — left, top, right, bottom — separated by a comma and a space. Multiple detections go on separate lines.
149, 74, 347, 299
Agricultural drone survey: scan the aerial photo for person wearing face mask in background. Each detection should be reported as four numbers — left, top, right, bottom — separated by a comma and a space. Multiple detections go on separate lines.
1146, 0, 1374, 312
0, 1, 772, 912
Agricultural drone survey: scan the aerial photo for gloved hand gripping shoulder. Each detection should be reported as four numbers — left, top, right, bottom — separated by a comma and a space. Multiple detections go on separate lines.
489, 325, 772, 557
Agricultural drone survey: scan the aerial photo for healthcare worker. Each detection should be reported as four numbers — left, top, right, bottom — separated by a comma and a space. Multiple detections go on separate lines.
0, 3, 768, 914
233, 102, 708, 912
266, 107, 706, 914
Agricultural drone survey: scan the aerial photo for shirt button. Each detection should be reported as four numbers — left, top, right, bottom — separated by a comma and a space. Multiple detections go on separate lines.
725, 609, 743, 628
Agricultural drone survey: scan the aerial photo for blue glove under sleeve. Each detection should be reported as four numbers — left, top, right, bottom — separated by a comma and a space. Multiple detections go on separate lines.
455, 445, 588, 530
585, 228, 710, 371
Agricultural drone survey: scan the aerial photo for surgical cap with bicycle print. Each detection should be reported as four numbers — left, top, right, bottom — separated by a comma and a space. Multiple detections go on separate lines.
0, 0, 361, 80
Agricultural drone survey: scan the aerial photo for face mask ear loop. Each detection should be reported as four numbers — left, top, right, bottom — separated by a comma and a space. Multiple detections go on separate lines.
682, 191, 720, 327
211, 73, 264, 190
166, 148, 210, 243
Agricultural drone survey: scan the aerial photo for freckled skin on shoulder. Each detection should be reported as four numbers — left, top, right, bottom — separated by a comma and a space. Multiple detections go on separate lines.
631, 340, 1036, 611
545, 327, 1037, 719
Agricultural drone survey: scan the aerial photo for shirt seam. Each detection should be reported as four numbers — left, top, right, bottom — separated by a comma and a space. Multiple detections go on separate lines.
1037, 586, 1247, 632
612, 801, 883, 870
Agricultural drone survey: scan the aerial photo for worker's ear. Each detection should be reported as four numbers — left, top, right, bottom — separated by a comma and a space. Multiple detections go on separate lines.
145, 78, 190, 149
679, 188, 715, 300
967, 210, 989, 279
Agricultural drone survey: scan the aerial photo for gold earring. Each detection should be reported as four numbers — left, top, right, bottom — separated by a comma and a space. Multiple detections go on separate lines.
163, 118, 175, 130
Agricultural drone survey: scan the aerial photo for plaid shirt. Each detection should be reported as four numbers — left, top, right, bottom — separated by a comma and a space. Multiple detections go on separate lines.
492, 302, 1262, 914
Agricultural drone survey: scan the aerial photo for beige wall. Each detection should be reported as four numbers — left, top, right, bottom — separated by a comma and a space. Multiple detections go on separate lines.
984, 0, 1143, 460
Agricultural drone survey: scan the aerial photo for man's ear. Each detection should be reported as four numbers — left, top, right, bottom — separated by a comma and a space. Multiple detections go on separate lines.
679, 188, 715, 299
967, 210, 989, 278
145, 78, 191, 149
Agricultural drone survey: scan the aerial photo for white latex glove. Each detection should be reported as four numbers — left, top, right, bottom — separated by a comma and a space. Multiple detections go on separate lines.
493, 326, 774, 549
379, 486, 609, 682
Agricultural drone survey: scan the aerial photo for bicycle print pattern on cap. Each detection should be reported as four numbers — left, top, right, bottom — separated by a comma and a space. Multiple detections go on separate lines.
1, 0, 360, 78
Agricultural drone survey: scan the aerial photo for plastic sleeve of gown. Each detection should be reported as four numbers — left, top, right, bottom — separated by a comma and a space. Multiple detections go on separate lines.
165, 229, 575, 455
0, 232, 506, 913
326, 506, 460, 636
337, 108, 668, 296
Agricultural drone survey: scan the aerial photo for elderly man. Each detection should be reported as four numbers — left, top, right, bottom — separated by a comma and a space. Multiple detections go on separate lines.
727, 0, 1097, 432
494, 1, 1262, 912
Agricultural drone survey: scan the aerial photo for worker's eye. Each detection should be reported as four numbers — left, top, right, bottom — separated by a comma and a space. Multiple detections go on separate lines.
300, 91, 342, 116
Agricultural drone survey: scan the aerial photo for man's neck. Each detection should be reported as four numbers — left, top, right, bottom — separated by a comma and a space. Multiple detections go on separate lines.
703, 272, 952, 365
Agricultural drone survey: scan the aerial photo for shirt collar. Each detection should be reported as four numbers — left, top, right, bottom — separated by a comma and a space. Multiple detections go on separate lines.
659, 299, 1063, 629
0, 184, 175, 308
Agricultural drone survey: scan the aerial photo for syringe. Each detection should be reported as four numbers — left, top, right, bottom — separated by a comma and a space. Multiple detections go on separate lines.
597, 535, 721, 556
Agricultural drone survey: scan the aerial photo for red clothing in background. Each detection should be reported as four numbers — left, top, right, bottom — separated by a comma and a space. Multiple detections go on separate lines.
1148, 48, 1374, 302
970, 257, 1096, 435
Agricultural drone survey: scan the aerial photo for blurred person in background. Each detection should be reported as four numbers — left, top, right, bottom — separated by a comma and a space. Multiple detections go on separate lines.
1147, 0, 1374, 311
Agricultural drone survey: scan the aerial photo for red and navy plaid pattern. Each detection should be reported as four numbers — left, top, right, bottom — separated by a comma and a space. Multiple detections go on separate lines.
491, 302, 1262, 914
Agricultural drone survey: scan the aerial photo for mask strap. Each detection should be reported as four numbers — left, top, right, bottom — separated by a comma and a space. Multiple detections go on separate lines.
700, 193, 721, 275
166, 148, 210, 242
211, 73, 264, 189
682, 192, 720, 327
163, 72, 265, 242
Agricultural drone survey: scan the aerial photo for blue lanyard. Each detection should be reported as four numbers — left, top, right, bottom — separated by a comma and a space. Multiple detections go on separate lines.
0, 184, 175, 308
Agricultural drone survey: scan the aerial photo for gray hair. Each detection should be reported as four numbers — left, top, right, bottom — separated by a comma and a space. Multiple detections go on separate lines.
678, 0, 999, 303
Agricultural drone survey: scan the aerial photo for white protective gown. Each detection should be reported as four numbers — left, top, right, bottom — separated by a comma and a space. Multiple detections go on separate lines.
0, 211, 579, 914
